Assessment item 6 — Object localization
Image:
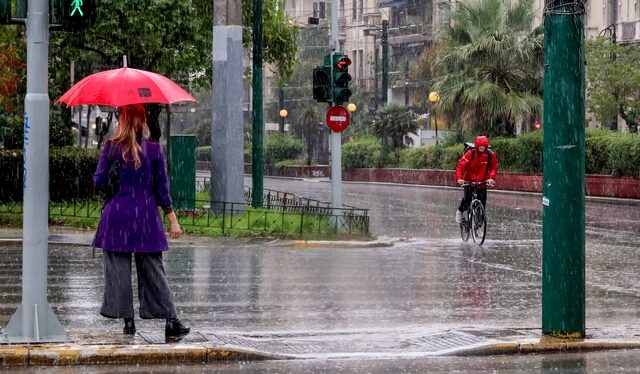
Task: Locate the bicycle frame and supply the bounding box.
[459,182,488,245]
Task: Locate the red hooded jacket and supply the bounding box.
[454,136,499,184]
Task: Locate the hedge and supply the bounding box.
[342,136,385,169]
[264,133,303,165]
[0,147,99,203]
[343,129,640,177]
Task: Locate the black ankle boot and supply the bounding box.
[165,318,190,337]
[123,318,136,335]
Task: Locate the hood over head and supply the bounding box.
[475,135,490,150]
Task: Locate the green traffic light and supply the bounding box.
[70,0,84,17]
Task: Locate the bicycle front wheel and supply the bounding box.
[471,201,487,245]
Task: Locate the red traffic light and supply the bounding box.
[336,57,351,70]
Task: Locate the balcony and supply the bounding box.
[339,17,347,41]
[388,24,432,46]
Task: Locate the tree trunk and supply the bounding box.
[618,104,638,133]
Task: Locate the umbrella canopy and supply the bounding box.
[56,67,197,108]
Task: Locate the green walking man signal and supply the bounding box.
[58,0,96,29]
[312,52,352,105]
[70,0,84,16]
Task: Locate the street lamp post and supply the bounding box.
[428,91,440,145]
[279,109,288,131]
[347,103,356,130]
[599,24,618,131]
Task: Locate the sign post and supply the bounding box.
[3,0,70,343]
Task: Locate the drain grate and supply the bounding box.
[213,331,489,357]
[139,331,209,344]
[407,331,486,352]
[213,335,329,355]
[139,330,490,356]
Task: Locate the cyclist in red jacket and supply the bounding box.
[454,135,499,223]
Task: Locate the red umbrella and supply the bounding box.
[56,67,197,107]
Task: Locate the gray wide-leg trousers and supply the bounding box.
[100,250,177,320]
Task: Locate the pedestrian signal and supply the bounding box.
[57,0,96,29]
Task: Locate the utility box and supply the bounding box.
[169,135,196,210]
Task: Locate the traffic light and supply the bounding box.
[313,66,331,103]
[331,53,351,105]
[57,0,97,29]
[0,0,9,24]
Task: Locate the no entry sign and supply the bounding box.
[325,105,350,132]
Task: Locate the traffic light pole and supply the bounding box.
[3,0,70,343]
[541,0,586,338]
[329,0,342,215]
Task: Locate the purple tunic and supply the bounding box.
[93,138,172,253]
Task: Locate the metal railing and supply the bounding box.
[0,180,371,238]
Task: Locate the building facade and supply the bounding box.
[278,0,636,136]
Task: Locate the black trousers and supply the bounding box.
[458,186,487,213]
[100,250,177,320]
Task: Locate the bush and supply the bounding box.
[585,129,615,175]
[49,148,99,201]
[0,149,22,202]
[608,135,640,177]
[0,147,99,202]
[441,144,464,170]
[264,133,303,165]
[514,131,543,173]
[399,145,445,169]
[490,138,520,172]
[342,136,384,168]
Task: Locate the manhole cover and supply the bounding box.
[139,331,209,344]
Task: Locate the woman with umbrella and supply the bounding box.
[92,104,190,338]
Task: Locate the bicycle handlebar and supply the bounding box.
[460,181,493,188]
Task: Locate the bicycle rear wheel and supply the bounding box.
[471,201,487,245]
[460,212,470,242]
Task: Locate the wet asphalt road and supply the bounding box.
[2,177,640,371]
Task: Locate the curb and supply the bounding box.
[454,339,640,356]
[3,339,640,366]
[270,239,395,248]
[0,344,281,366]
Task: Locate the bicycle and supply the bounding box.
[459,181,488,245]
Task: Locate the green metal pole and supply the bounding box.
[542,0,586,339]
[252,0,264,208]
[381,20,388,105]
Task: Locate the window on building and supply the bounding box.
[353,50,358,78]
[340,0,344,16]
[353,0,357,19]
[358,50,364,81]
[314,2,326,19]
[359,0,363,18]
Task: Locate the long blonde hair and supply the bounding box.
[110,104,148,169]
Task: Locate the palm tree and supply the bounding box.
[372,103,419,149]
[432,0,543,137]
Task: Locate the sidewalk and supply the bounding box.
[2,227,640,366]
